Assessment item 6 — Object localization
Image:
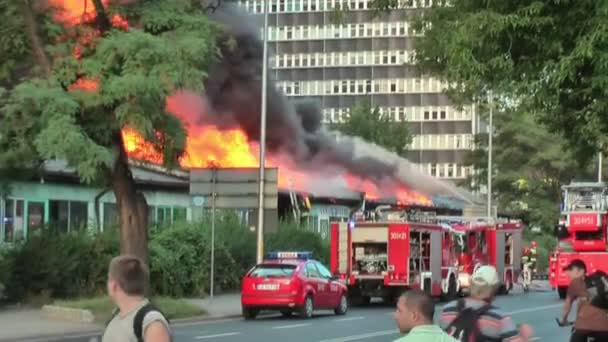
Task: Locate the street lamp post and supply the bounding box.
[487,93,493,219]
[256,0,269,264]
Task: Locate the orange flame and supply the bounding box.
[51,0,432,206]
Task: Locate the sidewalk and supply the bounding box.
[0,307,101,341]
[0,293,242,342]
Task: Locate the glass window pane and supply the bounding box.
[103,203,119,230]
[27,202,45,236]
[173,207,187,222]
[70,201,88,231]
[50,200,69,234]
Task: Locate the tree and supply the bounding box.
[331,101,412,155]
[467,107,595,230]
[371,0,608,163]
[0,0,219,261]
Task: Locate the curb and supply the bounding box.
[6,312,246,342]
[42,305,95,324]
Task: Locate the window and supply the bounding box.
[157,206,172,225]
[430,164,437,177]
[174,207,187,222]
[440,110,446,120]
[27,202,44,235]
[250,264,296,278]
[424,111,430,120]
[315,262,333,278]
[50,200,69,233]
[305,262,321,278]
[2,199,25,243]
[70,201,88,231]
[447,164,454,178]
[432,111,438,120]
[103,202,118,230]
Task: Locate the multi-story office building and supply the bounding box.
[238,0,478,182]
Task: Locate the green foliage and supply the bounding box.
[266,220,330,265]
[332,100,412,155]
[381,0,608,163]
[53,296,204,322]
[148,221,240,297]
[467,108,596,230]
[0,1,219,182]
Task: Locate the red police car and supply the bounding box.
[241,251,349,319]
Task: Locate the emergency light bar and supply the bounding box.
[265,251,313,260]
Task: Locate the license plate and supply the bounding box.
[256,283,279,290]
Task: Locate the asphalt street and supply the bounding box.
[19,290,571,342]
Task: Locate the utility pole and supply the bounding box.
[487,93,493,219]
[256,0,269,264]
[599,150,603,183]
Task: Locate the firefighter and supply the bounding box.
[529,241,538,275]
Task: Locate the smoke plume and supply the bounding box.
[187,1,470,201]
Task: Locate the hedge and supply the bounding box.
[0,213,329,304]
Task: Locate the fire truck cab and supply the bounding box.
[330,209,460,304]
[441,217,524,295]
[550,182,608,299]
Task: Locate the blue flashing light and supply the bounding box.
[265,251,313,260]
[348,220,356,230]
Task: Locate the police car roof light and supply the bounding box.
[266,251,313,260]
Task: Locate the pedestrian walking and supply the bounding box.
[439,265,533,341]
[101,255,171,342]
[558,259,608,342]
[393,289,458,342]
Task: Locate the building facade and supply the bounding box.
[239,0,478,181]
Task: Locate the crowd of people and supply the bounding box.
[95,255,606,342]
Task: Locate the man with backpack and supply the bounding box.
[559,259,608,342]
[439,265,533,341]
[102,255,172,342]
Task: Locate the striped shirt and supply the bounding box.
[438,298,523,342]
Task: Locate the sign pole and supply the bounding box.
[210,168,216,299]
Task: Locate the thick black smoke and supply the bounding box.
[197,1,469,200]
[202,4,397,177]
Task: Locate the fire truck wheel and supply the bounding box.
[242,306,259,320]
[299,295,314,319]
[334,294,348,315]
[557,286,568,299]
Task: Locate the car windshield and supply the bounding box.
[249,264,297,278]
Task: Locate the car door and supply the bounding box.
[315,261,339,308]
[305,262,329,308]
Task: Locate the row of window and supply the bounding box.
[410,134,474,150]
[277,78,448,96]
[240,0,434,14]
[265,21,420,41]
[417,163,473,179]
[322,106,473,123]
[0,197,189,244]
[273,50,415,68]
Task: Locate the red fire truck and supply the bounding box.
[329,208,461,304]
[443,218,524,295]
[549,182,608,299]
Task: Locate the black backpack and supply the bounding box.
[585,271,608,310]
[445,299,502,342]
[105,303,171,342]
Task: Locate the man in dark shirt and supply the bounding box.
[559,259,608,342]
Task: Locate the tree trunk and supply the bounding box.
[110,132,149,263]
[20,0,51,77]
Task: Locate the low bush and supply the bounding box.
[53,296,204,322]
[1,214,330,304]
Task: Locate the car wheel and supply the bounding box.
[242,306,258,320]
[299,295,314,319]
[280,310,292,317]
[334,294,348,315]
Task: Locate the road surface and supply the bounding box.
[17,290,571,342]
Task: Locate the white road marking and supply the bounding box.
[272,323,311,329]
[529,338,542,341]
[317,329,398,342]
[333,316,365,322]
[507,304,561,315]
[195,332,241,339]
